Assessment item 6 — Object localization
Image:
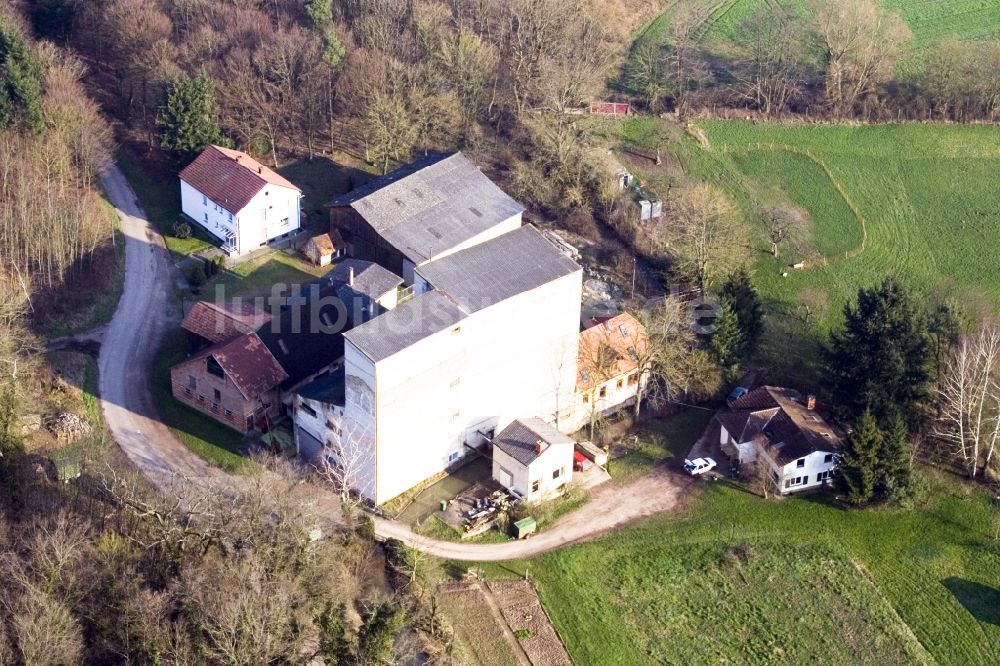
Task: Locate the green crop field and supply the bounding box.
[635,0,1000,55]
[478,470,1000,665]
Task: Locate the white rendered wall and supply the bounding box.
[180,179,300,254]
[775,449,837,494]
[180,180,234,242]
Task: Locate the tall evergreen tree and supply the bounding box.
[0,21,45,134]
[357,601,405,665]
[837,410,882,505]
[710,300,744,380]
[316,601,353,665]
[719,268,764,356]
[878,414,913,501]
[823,277,932,432]
[158,70,223,159]
[927,302,960,379]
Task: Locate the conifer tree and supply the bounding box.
[878,414,912,501]
[837,410,882,505]
[823,277,931,431]
[710,300,744,380]
[158,70,223,159]
[0,21,45,134]
[719,268,764,356]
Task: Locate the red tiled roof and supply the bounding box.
[577,312,648,391]
[189,332,288,399]
[181,301,272,345]
[179,145,300,214]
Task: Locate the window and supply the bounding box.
[824,453,834,463]
[187,375,197,389]
[583,393,590,404]
[213,388,221,402]
[451,326,461,335]
[627,372,638,386]
[531,480,540,493]
[228,212,233,222]
[198,394,205,403]
[281,217,290,227]
[207,356,224,378]
[616,378,624,389]
[627,346,638,361]
[451,412,460,422]
[796,458,805,468]
[300,403,317,418]
[183,387,192,397]
[448,451,460,463]
[599,386,607,398]
[552,468,562,479]
[203,212,208,222]
[203,195,207,205]
[224,409,233,418]
[817,470,831,483]
[619,324,630,338]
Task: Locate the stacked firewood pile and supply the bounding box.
[463,490,513,533]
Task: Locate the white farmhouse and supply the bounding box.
[179,145,302,256]
[492,418,574,501]
[716,386,842,494]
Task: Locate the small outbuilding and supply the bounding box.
[492,418,574,502]
[303,230,344,267]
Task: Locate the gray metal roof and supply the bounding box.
[492,418,574,467]
[343,290,466,362]
[329,153,525,265]
[415,225,581,314]
[320,259,403,302]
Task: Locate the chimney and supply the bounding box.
[258,166,262,174]
[534,440,544,454]
[348,266,355,286]
[807,395,816,410]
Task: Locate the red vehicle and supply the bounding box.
[573,451,593,472]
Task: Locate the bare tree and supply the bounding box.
[813,0,911,117]
[654,183,748,293]
[935,323,1000,479]
[732,5,813,115]
[641,297,723,407]
[314,419,375,514]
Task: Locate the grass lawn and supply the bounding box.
[151,328,254,474]
[200,251,329,301]
[607,408,715,485]
[628,0,1000,84]
[277,156,375,229]
[474,469,1000,665]
[609,118,1000,386]
[116,150,214,259]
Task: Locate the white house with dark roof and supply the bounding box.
[179,145,302,255]
[714,386,843,494]
[492,418,574,501]
[328,152,524,283]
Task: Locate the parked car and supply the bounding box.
[684,457,717,476]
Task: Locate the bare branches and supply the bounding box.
[934,323,1000,479]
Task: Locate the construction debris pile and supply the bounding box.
[463,490,513,534]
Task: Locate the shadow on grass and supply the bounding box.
[151,328,252,474]
[942,577,1000,626]
[277,157,373,224]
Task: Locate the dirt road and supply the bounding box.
[374,466,690,561]
[96,163,689,561]
[98,166,224,487]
